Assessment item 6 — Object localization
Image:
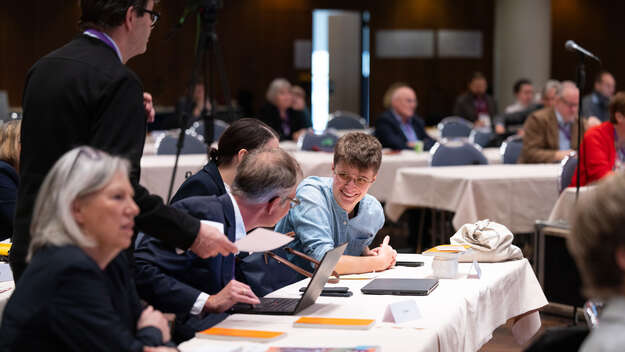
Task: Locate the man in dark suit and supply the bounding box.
[519,81,585,163]
[453,72,497,127]
[135,149,302,340]
[12,0,235,280]
[375,85,435,151]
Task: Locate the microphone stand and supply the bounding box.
[574,53,585,202]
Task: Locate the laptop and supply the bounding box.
[229,242,347,315]
[360,278,439,296]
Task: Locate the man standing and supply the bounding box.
[453,72,497,127]
[12,0,235,280]
[519,81,585,163]
[375,85,435,151]
[582,70,616,122]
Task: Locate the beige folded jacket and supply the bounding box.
[450,219,523,262]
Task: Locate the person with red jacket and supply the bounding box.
[571,91,625,187]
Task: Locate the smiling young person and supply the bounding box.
[276,132,396,275]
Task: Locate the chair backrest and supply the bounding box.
[430,138,488,166]
[298,131,339,152]
[156,133,206,155]
[327,111,366,130]
[190,119,230,142]
[500,135,523,164]
[468,128,494,147]
[559,152,578,193]
[438,116,473,138]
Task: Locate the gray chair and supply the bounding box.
[500,135,523,164]
[191,119,230,142]
[156,133,206,155]
[559,153,578,193]
[326,111,366,130]
[298,131,339,152]
[468,128,494,147]
[430,138,488,166]
[438,116,473,138]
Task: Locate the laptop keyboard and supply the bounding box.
[232,297,299,313]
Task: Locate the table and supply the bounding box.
[179,254,547,352]
[140,147,503,203]
[547,186,594,225]
[385,164,562,233]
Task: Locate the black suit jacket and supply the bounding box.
[170,161,227,204]
[0,160,18,240]
[452,92,497,123]
[258,103,310,141]
[374,110,435,151]
[0,246,164,352]
[135,194,236,317]
[12,34,200,280]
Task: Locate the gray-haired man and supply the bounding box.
[134,148,302,340]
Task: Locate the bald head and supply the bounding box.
[390,86,417,121]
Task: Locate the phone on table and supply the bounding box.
[300,286,353,297]
[395,261,424,267]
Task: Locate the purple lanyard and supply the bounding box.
[558,123,571,141]
[614,130,625,162]
[84,29,122,61]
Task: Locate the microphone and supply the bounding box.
[565,40,600,62]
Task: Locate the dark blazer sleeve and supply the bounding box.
[375,111,408,150]
[0,163,17,240]
[89,70,200,250]
[170,162,226,204]
[411,116,435,151]
[49,263,163,351]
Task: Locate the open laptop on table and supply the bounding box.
[229,242,347,315]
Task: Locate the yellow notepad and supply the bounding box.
[196,327,286,341]
[293,317,376,330]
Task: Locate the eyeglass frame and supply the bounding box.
[332,169,375,187]
[136,7,160,26]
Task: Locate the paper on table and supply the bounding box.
[235,228,293,253]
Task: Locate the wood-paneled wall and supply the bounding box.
[1,1,495,125]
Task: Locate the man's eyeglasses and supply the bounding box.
[137,7,160,26]
[283,196,301,208]
[559,98,578,109]
[333,170,373,187]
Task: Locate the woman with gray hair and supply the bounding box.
[258,78,311,141]
[0,146,174,352]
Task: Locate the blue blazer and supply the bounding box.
[374,109,435,151]
[0,160,18,240]
[134,194,236,317]
[170,161,227,204]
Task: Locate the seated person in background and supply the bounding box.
[170,118,279,203]
[135,148,302,340]
[519,81,585,163]
[259,78,310,141]
[570,92,625,186]
[290,85,311,127]
[276,132,396,275]
[540,79,561,109]
[453,72,497,127]
[567,173,625,352]
[582,70,616,123]
[0,147,173,351]
[505,78,535,114]
[375,84,435,151]
[0,120,20,240]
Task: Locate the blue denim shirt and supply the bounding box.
[275,176,385,272]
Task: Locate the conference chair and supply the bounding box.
[156,133,206,155]
[429,138,488,166]
[468,128,494,147]
[437,116,473,138]
[326,111,366,130]
[298,131,339,152]
[190,119,230,142]
[559,153,578,193]
[499,135,523,164]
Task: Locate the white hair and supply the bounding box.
[266,78,291,104]
[28,146,130,260]
[558,80,579,97]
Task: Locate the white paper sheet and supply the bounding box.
[235,228,293,253]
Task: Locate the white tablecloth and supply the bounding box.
[179,254,547,352]
[140,147,503,203]
[547,186,595,225]
[385,164,562,233]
